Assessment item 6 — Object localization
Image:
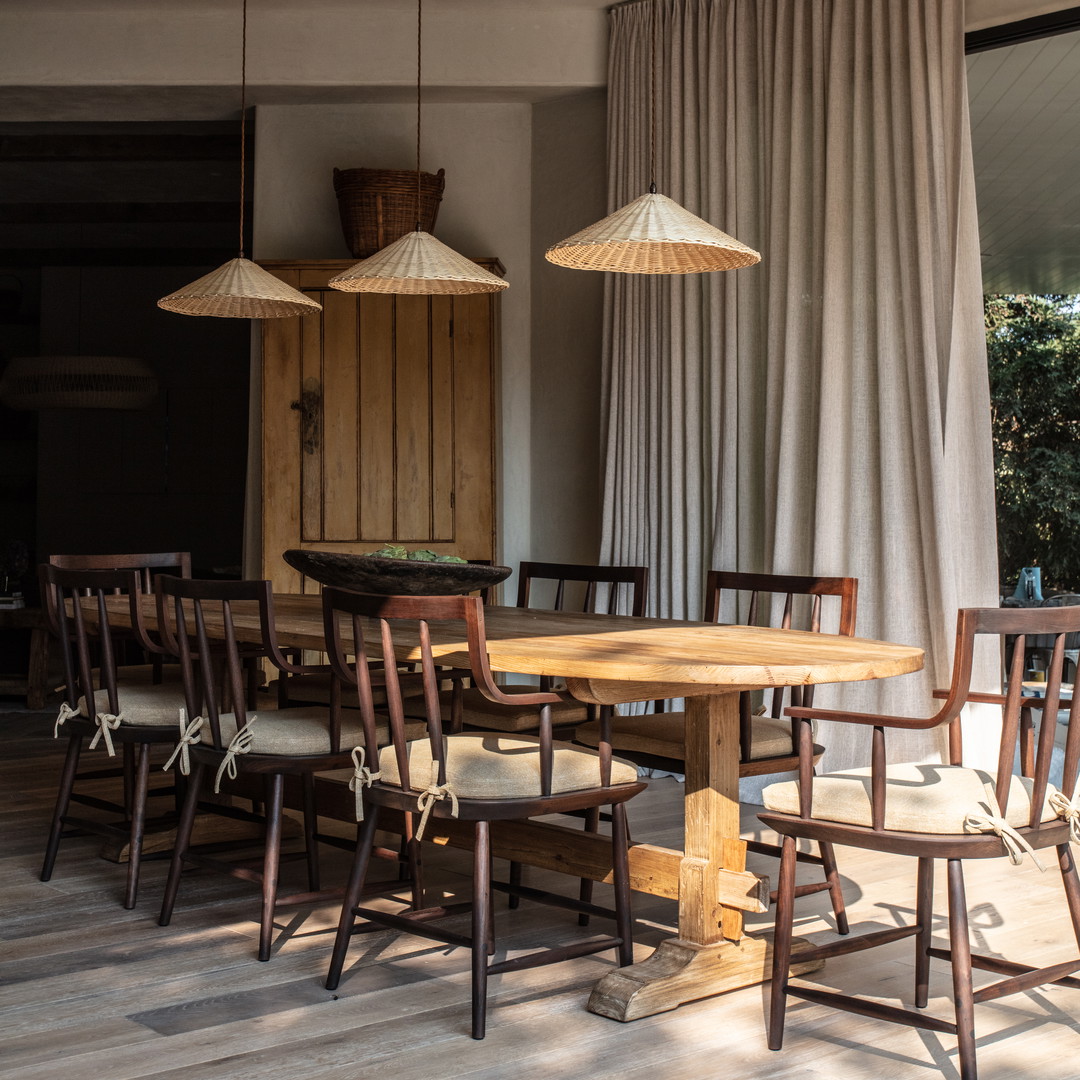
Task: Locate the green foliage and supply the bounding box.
[986,295,1080,592]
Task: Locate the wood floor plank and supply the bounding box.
[5,708,1080,1080]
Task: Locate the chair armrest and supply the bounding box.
[930,688,1051,707]
[785,705,951,730]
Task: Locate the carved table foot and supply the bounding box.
[587,934,823,1021]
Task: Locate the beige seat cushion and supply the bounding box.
[575,711,797,762]
[80,673,187,728]
[214,708,426,757]
[762,764,1060,834]
[441,685,589,734]
[378,731,638,800]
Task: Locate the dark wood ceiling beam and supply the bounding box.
[0,202,245,224]
[0,248,237,267]
[966,6,1080,53]
[0,133,242,162]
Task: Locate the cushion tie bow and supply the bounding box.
[348,746,381,821]
[88,712,123,757]
[414,760,459,841]
[1050,788,1080,845]
[214,718,256,793]
[163,710,205,776]
[964,782,1045,871]
[53,701,79,739]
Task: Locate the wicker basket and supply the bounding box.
[333,167,445,258]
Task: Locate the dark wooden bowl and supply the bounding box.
[282,549,511,596]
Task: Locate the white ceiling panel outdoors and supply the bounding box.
[970,28,1080,294]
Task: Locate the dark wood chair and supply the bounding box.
[39,564,189,908]
[575,571,858,931]
[445,560,648,735]
[46,551,192,683]
[321,588,645,1039]
[47,550,192,591]
[155,576,369,962]
[761,605,1080,1080]
[439,561,647,915]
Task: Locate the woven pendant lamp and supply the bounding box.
[545,4,760,276]
[546,188,760,274]
[329,0,508,296]
[329,230,506,295]
[158,257,321,318]
[158,0,321,319]
[0,356,158,411]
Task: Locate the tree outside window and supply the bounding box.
[986,294,1080,594]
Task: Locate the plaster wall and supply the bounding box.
[0,3,607,118]
[529,91,607,564]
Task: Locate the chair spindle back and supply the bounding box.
[704,571,859,762]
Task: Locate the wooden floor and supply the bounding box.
[3,706,1080,1079]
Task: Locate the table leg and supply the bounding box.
[26,626,50,710]
[588,691,821,1021]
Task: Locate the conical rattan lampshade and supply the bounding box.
[328,0,507,297]
[0,355,158,410]
[545,192,761,274]
[158,258,322,318]
[328,230,508,295]
[158,0,323,320]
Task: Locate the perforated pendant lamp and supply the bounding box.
[328,0,508,296]
[545,4,760,275]
[157,0,322,318]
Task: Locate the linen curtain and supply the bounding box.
[601,0,1001,771]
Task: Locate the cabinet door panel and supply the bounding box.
[259,260,499,594]
[357,294,396,542]
[394,294,433,541]
[430,296,455,541]
[320,290,360,541]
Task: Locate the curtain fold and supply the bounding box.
[601,0,1000,771]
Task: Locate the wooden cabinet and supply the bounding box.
[258,260,501,593]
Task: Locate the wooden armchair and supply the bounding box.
[761,605,1080,1079]
[155,577,364,961]
[46,551,191,683]
[321,588,645,1039]
[39,564,188,908]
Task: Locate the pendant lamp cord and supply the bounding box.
[415,0,423,231]
[649,0,657,195]
[238,0,248,258]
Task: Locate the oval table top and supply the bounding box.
[268,595,924,704]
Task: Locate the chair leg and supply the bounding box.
[1057,842,1080,950]
[301,772,320,892]
[946,859,978,1080]
[41,733,83,881]
[507,859,522,909]
[471,819,492,1040]
[122,742,136,819]
[818,841,849,935]
[914,856,934,1008]
[767,834,798,1051]
[259,773,285,962]
[326,807,381,991]
[610,801,634,966]
[403,811,425,909]
[578,805,601,927]
[159,760,205,927]
[123,741,153,909]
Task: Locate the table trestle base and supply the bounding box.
[587,935,823,1022]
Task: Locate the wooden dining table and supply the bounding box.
[113,592,923,1021]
